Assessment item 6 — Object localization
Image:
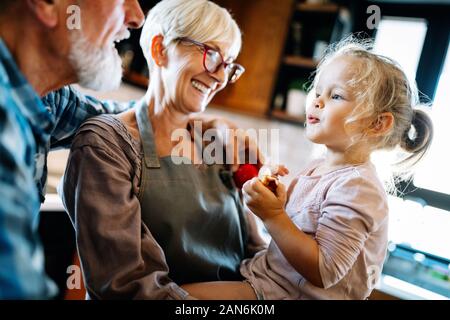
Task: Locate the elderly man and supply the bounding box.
[0,0,145,299]
[0,0,260,300]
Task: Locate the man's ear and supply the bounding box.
[151,35,168,67]
[26,0,59,28]
[367,112,395,137]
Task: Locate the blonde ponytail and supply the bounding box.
[398,108,434,168]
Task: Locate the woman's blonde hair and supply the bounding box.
[140,0,242,73]
[312,35,433,175]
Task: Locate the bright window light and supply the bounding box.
[373,17,428,84]
[373,17,450,261]
[388,195,450,260]
[414,41,450,195]
[374,18,449,194]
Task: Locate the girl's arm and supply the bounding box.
[244,172,389,290]
[243,178,324,287]
[263,211,323,288]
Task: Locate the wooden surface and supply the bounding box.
[213,0,295,116]
[284,55,318,69]
[64,253,86,300]
[369,289,400,300]
[297,2,339,13]
[123,70,149,88]
[271,109,305,125]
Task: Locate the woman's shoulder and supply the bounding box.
[78,113,123,132]
[72,114,140,158]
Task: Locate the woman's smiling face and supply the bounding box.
[162,39,233,114]
[305,56,361,151]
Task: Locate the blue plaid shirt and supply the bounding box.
[0,38,130,299]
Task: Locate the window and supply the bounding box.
[372,13,450,298]
[414,40,450,195]
[385,195,450,297]
[373,17,428,84]
[374,18,450,196]
[388,196,450,260]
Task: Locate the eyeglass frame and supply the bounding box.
[176,37,245,83]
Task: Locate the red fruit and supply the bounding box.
[233,164,259,189]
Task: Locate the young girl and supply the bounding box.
[181,37,434,300]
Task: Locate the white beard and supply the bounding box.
[68,31,126,91]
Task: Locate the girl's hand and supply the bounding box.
[242,177,287,222]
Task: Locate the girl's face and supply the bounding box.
[305,56,360,151]
[161,40,231,114]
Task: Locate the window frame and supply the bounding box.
[364,1,450,212]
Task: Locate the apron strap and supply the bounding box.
[136,100,161,168]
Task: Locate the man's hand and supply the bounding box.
[242,177,287,222]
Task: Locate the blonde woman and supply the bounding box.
[61,0,265,299]
[182,37,434,300]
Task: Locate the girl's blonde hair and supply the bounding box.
[140,0,242,73]
[312,35,433,176]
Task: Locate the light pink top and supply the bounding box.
[240,159,389,300]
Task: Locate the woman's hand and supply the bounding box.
[242,177,287,222]
[188,115,265,172]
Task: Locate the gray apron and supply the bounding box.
[135,101,248,284]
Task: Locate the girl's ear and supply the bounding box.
[368,112,394,136]
[151,35,168,67]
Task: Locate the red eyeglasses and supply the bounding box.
[177,37,245,83]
